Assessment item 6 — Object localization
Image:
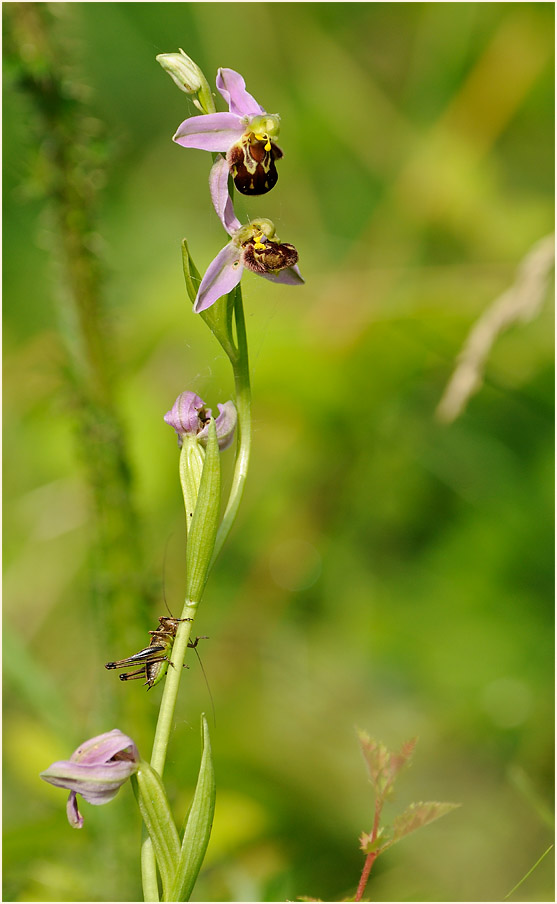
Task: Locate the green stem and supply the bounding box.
[505,844,554,900]
[197,71,216,116]
[150,603,198,776]
[141,603,197,900]
[212,286,252,563]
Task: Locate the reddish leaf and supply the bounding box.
[359,830,374,852]
[389,801,460,847]
[388,737,418,785]
[359,827,388,854]
[358,732,418,801]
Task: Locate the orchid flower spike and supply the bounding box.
[164,391,237,450]
[173,67,283,195]
[40,730,139,828]
[192,159,304,313]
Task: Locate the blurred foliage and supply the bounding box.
[3,2,554,902]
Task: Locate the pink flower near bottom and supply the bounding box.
[40,730,139,828]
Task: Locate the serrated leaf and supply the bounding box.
[169,714,216,902]
[388,801,460,848]
[359,826,388,854]
[358,732,390,794]
[359,830,374,852]
[389,737,417,785]
[358,732,418,802]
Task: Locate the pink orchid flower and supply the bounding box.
[192,157,304,313]
[40,730,139,828]
[164,390,237,450]
[173,68,283,195]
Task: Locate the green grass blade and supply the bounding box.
[505,844,554,900]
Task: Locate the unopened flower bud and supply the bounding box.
[156,49,203,95]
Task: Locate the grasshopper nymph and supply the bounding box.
[105,616,205,689]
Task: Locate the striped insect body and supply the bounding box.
[105,616,205,690]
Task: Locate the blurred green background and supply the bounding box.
[3,2,554,901]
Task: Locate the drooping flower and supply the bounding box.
[164,391,237,450]
[40,730,139,828]
[173,67,283,195]
[192,158,304,313]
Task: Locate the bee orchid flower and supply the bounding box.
[192,159,303,313]
[173,67,283,195]
[40,730,139,828]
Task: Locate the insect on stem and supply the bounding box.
[105,616,200,689]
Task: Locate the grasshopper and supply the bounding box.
[105,616,206,690]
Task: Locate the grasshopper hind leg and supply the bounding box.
[119,667,148,682]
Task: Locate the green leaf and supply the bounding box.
[181,239,236,362]
[179,435,205,532]
[180,238,201,305]
[169,714,216,902]
[132,763,181,900]
[186,419,221,602]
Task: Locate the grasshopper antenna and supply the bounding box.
[189,639,216,729]
[162,533,174,618]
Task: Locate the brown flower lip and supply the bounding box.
[227,136,283,196]
[241,238,298,275]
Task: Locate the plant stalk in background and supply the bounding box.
[4,3,149,666]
